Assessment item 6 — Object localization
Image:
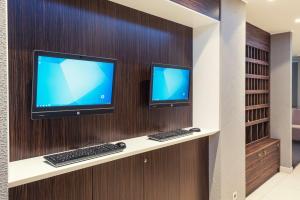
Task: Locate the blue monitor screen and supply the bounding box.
[35,55,115,108]
[151,66,191,102]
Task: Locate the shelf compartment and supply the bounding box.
[246,136,269,146]
[246,62,269,76]
[246,90,269,94]
[246,94,269,106]
[246,118,269,127]
[246,121,269,144]
[246,74,269,80]
[246,58,269,66]
[246,104,269,111]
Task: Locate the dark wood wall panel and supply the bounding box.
[246,23,271,51]
[9,169,93,200]
[8,0,193,161]
[170,0,220,20]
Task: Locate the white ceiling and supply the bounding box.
[246,0,300,56]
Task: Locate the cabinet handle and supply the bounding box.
[144,158,148,163]
[264,150,267,156]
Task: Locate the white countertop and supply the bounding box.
[8,128,219,188]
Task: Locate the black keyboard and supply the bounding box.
[44,143,126,167]
[148,129,192,142]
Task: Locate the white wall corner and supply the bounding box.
[0,0,8,199]
[193,23,220,130]
[270,32,293,169]
[280,166,293,174]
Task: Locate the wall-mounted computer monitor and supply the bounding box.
[31,51,116,119]
[149,64,192,108]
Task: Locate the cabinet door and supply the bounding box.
[9,169,93,200]
[179,138,209,200]
[144,145,180,200]
[93,154,144,200]
[246,141,280,195]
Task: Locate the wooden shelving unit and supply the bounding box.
[245,23,280,196]
[245,45,270,145]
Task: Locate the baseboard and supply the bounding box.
[280,166,293,174]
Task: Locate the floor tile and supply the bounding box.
[246,164,300,200]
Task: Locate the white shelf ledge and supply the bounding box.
[108,0,219,28]
[8,128,219,188]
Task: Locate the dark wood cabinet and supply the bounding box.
[93,154,144,200]
[144,145,180,200]
[179,138,209,200]
[143,139,209,200]
[246,138,280,195]
[9,169,93,200]
[245,23,280,196]
[10,139,209,200]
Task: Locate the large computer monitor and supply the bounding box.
[149,64,192,108]
[31,51,116,119]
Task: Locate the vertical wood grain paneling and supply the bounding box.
[180,138,209,200]
[93,154,144,200]
[170,0,220,20]
[9,169,93,200]
[245,23,279,196]
[9,139,210,200]
[0,0,8,199]
[144,145,180,200]
[8,0,193,161]
[8,1,210,200]
[246,23,270,51]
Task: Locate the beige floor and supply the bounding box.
[246,164,300,200]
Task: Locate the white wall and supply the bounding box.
[270,32,293,170]
[193,24,220,130]
[192,23,221,200]
[194,1,246,199]
[219,0,246,199]
[0,0,8,199]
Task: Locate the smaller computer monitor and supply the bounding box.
[149,64,192,108]
[31,51,116,119]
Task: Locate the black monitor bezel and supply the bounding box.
[31,50,117,119]
[149,63,192,108]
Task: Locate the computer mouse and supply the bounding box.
[189,128,201,132]
[116,142,126,149]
